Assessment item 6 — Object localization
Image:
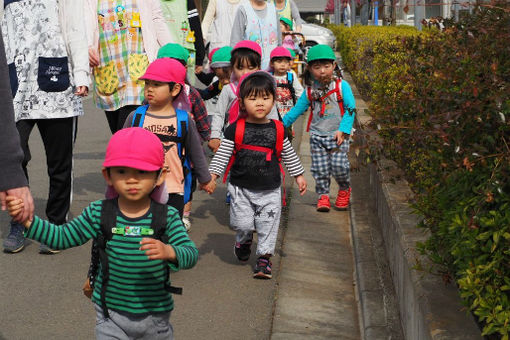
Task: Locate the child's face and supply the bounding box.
[271,58,291,76]
[241,91,275,122]
[103,167,163,203]
[213,67,231,85]
[233,59,257,82]
[309,61,336,85]
[144,80,180,107]
[280,21,290,32]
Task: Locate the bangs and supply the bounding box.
[239,74,275,99]
[231,48,262,69]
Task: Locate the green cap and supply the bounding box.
[286,47,296,59]
[211,46,233,67]
[279,17,293,31]
[157,43,190,64]
[306,44,336,63]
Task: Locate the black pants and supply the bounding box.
[16,117,77,224]
[105,105,138,134]
[167,194,184,218]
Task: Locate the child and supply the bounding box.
[196,46,233,101]
[230,0,281,70]
[208,40,280,153]
[269,46,303,119]
[5,127,198,339]
[124,58,213,220]
[209,71,307,279]
[283,45,356,212]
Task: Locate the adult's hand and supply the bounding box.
[75,86,89,97]
[1,186,34,223]
[89,47,99,67]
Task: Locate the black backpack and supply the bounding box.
[86,199,182,318]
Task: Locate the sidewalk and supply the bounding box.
[270,115,361,339]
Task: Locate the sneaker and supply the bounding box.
[316,195,331,212]
[253,257,272,279]
[225,192,231,205]
[39,243,60,255]
[335,188,352,210]
[182,216,191,232]
[234,240,252,262]
[3,223,25,253]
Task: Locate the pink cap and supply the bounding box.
[270,46,292,60]
[232,40,262,57]
[208,47,221,62]
[103,127,164,171]
[139,58,186,85]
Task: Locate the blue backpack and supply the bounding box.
[131,105,193,204]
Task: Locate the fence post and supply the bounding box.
[374,1,379,25]
[414,0,425,30]
[453,0,460,21]
[351,0,356,25]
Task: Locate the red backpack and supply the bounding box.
[223,118,285,183]
[306,78,345,132]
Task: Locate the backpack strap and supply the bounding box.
[175,109,192,204]
[131,105,149,127]
[273,120,287,206]
[97,199,117,319]
[149,202,183,295]
[306,86,314,132]
[306,79,345,132]
[287,72,296,104]
[223,118,246,183]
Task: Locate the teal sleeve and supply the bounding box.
[25,203,99,250]
[339,81,356,134]
[166,211,198,271]
[282,91,310,127]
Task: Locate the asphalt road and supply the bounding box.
[0,96,280,340]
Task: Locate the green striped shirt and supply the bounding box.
[26,200,198,315]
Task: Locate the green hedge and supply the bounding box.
[332,4,510,338]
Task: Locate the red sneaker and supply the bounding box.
[316,195,331,212]
[335,188,351,210]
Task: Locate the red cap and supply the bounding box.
[232,40,262,57]
[208,47,221,62]
[270,46,292,60]
[103,127,164,171]
[139,58,186,85]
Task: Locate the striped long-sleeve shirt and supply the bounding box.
[25,200,198,316]
[209,120,305,190]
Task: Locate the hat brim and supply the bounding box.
[102,158,162,172]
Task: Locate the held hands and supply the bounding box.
[207,138,221,153]
[200,177,217,194]
[1,187,34,224]
[295,175,307,196]
[4,196,32,227]
[89,47,99,67]
[140,238,177,263]
[75,86,89,97]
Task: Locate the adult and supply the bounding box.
[85,0,172,134]
[0,28,34,232]
[201,0,242,51]
[271,0,304,32]
[1,0,88,253]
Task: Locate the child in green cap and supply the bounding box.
[282,44,356,212]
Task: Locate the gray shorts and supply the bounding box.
[228,183,282,256]
[94,303,173,340]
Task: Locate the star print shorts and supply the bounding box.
[228,183,282,256]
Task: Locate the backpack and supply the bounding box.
[87,199,182,319]
[306,78,344,132]
[222,118,288,204]
[275,71,296,105]
[131,105,193,204]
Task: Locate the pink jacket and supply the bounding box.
[84,0,173,62]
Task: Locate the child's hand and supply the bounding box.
[5,196,32,227]
[295,175,307,196]
[208,138,221,153]
[75,86,89,97]
[334,131,347,145]
[140,238,177,263]
[200,178,217,194]
[89,47,99,67]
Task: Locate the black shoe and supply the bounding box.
[234,240,252,262]
[253,257,272,279]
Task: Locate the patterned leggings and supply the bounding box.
[310,134,350,196]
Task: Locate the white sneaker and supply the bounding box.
[182,216,191,232]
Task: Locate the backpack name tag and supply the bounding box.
[112,227,154,236]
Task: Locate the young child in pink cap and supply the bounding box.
[209,71,306,279]
[5,127,198,339]
[123,58,214,220]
